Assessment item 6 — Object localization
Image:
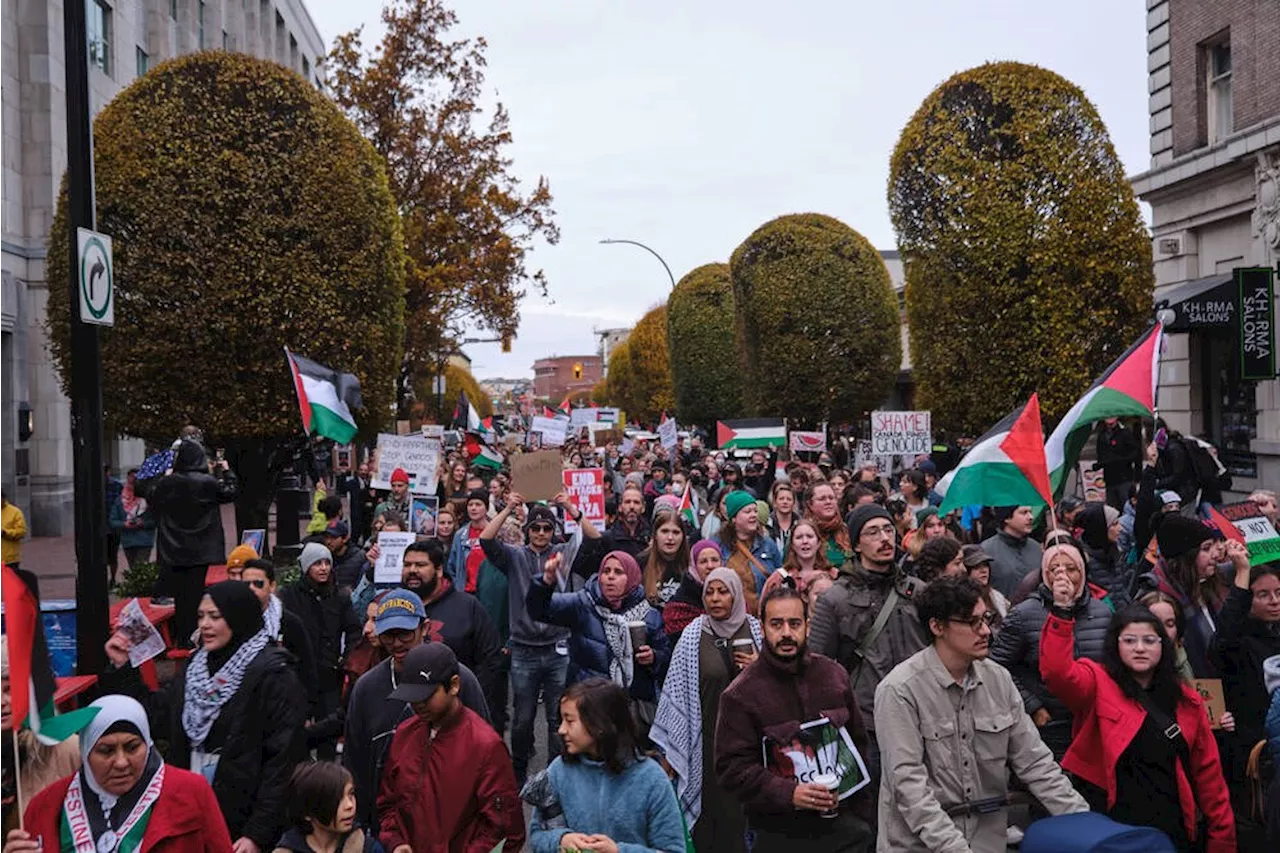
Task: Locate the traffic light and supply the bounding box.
[573,362,583,380]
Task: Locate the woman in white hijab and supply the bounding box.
[650,567,762,853]
[3,694,232,853]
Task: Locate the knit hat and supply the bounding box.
[652,494,681,518]
[299,542,332,576]
[1155,514,1213,559]
[724,490,755,521]
[390,467,410,485]
[466,488,489,507]
[846,503,893,542]
[226,544,258,570]
[915,506,939,527]
[525,504,558,531]
[690,539,721,574]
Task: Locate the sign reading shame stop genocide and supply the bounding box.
[871,410,932,457]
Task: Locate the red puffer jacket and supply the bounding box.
[1039,614,1235,853]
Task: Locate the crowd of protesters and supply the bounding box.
[3,417,1280,853]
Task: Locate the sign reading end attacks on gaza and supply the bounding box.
[871,410,932,457]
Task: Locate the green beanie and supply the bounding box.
[724,490,755,521]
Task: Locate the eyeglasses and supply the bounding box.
[529,524,554,533]
[1119,634,1162,648]
[245,579,267,589]
[949,612,998,631]
[860,524,896,539]
[1253,589,1280,603]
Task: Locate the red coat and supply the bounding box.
[377,705,524,853]
[23,766,233,853]
[1039,614,1235,853]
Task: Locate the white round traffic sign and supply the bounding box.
[77,228,114,326]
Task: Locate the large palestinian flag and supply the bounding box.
[716,418,786,450]
[285,348,361,444]
[2,564,99,743]
[1046,324,1163,495]
[937,395,1053,514]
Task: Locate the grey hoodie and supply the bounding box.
[1265,653,1280,696]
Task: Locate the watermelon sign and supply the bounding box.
[789,430,827,453]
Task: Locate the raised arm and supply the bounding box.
[1037,587,1101,715]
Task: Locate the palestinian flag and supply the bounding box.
[677,482,696,527]
[285,348,361,444]
[1046,324,1163,495]
[464,433,503,471]
[938,395,1053,514]
[2,564,99,743]
[558,397,572,415]
[716,418,786,450]
[543,406,557,419]
[453,390,481,433]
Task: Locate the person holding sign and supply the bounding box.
[1039,598,1234,852]
[876,577,1087,853]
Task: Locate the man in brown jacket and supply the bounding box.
[715,586,874,853]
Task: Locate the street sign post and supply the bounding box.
[77,228,114,326]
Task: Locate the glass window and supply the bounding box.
[136,45,149,76]
[170,0,178,20]
[87,0,111,77]
[198,1,205,49]
[302,55,310,78]
[1202,330,1257,479]
[1207,40,1233,144]
[223,29,229,50]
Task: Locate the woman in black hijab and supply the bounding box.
[102,581,307,853]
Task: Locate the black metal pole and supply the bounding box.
[65,0,108,675]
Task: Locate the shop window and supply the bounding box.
[1206,37,1233,144]
[87,0,111,77]
[1201,330,1257,479]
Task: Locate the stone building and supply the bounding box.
[532,355,604,402]
[1131,0,1280,493]
[2,0,326,533]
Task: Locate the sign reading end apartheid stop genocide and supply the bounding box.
[371,433,440,493]
[871,410,931,457]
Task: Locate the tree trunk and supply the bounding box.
[224,437,288,542]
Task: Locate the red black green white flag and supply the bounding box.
[937,394,1053,514]
[2,564,99,743]
[285,348,361,445]
[1046,324,1164,495]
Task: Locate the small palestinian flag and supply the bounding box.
[464,433,503,471]
[453,390,482,433]
[938,395,1053,515]
[2,564,99,743]
[558,397,572,414]
[1046,324,1163,496]
[677,483,696,527]
[285,348,361,445]
[716,418,786,450]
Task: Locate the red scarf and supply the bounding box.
[809,511,851,556]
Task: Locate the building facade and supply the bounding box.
[1131,0,1280,493]
[2,0,325,534]
[596,327,631,373]
[532,355,604,402]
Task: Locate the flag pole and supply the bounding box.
[12,726,25,830]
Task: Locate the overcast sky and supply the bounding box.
[306,0,1152,381]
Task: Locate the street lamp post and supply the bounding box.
[599,238,676,290]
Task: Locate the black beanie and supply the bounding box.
[466,488,489,506]
[1155,513,1213,560]
[525,504,558,531]
[846,504,893,542]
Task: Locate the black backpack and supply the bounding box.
[1180,437,1232,495]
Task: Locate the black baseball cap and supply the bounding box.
[387,643,459,703]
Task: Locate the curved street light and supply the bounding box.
[599,238,676,290]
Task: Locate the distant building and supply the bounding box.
[597,327,631,372]
[533,355,603,401]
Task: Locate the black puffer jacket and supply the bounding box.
[279,576,362,694]
[1212,585,1280,746]
[1077,503,1128,604]
[989,583,1112,724]
[145,440,238,566]
[102,645,307,851]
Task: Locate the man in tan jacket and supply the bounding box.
[874,576,1086,852]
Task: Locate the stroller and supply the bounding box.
[1021,813,1176,853]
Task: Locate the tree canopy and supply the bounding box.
[625,305,676,423]
[45,51,405,444]
[730,214,901,423]
[666,263,743,426]
[888,61,1153,433]
[329,0,559,413]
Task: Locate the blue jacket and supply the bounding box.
[526,576,670,702]
[717,534,781,595]
[108,496,155,550]
[529,756,686,853]
[1263,656,1280,767]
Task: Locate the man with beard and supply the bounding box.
[715,586,874,853]
[575,484,649,577]
[399,538,503,720]
[375,467,412,522]
[809,504,926,791]
[279,542,362,759]
[342,592,490,827]
[874,576,1086,852]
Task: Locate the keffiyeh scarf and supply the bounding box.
[181,629,271,748]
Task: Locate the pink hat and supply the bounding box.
[689,539,722,583]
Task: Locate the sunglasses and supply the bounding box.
[529,524,554,533]
[243,579,267,589]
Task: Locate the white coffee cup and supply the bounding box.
[811,772,840,818]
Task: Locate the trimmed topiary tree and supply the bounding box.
[45,52,406,531]
[625,304,676,424]
[888,61,1153,434]
[731,214,901,423]
[667,263,743,426]
[604,340,635,416]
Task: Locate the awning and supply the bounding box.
[1154,273,1235,331]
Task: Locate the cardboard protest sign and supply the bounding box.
[512,450,564,501]
[372,433,440,492]
[562,468,606,529]
[1216,501,1280,565]
[790,431,827,454]
[658,417,678,451]
[374,531,416,584]
[530,416,568,447]
[871,410,932,457]
[1192,679,1227,729]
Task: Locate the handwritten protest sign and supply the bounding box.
[512,450,564,501]
[1218,500,1280,565]
[562,468,606,529]
[420,424,445,441]
[374,531,416,584]
[570,408,600,427]
[658,417,678,451]
[1192,679,1227,729]
[790,431,827,454]
[871,411,932,457]
[529,416,568,447]
[372,433,440,492]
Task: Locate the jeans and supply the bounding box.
[509,641,568,783]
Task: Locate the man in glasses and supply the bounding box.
[229,556,318,718]
[809,504,927,799]
[875,576,1086,852]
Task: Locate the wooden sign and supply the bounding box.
[1191,678,1227,730]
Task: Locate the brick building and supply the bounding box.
[2,0,326,533]
[1131,0,1280,492]
[532,355,603,402]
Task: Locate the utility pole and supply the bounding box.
[64,0,109,674]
